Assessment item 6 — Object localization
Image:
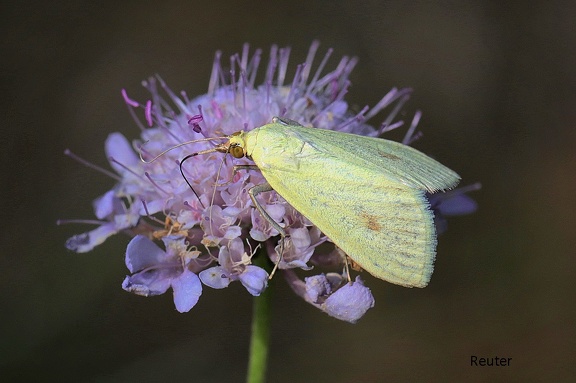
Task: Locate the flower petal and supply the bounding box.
[171,269,202,313]
[125,235,169,272]
[199,266,231,289]
[122,268,173,297]
[65,223,118,253]
[105,132,140,176]
[93,190,116,219]
[238,266,269,296]
[321,277,375,323]
[436,194,478,216]
[305,274,332,303]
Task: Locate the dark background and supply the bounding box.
[2,1,575,382]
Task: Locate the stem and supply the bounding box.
[246,248,274,383]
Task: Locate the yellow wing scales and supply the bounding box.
[240,122,460,287]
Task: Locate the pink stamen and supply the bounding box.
[188,114,203,124]
[211,100,223,120]
[145,100,153,127]
[121,89,140,107]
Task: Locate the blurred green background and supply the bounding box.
[2,1,575,382]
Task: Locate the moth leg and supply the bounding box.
[248,182,286,280]
[343,255,352,283]
[216,165,259,187]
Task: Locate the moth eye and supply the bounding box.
[230,145,245,158]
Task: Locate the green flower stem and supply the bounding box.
[247,249,274,383]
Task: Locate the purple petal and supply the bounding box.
[239,266,269,296]
[199,266,231,289]
[113,211,141,230]
[441,194,478,215]
[289,227,311,249]
[171,269,202,313]
[224,225,242,240]
[105,133,140,175]
[322,277,375,323]
[93,190,115,219]
[122,268,173,296]
[125,235,169,272]
[305,274,332,303]
[65,223,118,253]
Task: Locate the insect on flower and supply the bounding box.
[60,42,478,322]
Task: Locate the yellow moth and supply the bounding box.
[197,116,460,288]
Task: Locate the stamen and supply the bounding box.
[265,80,271,115]
[311,81,351,125]
[277,46,291,87]
[121,89,139,107]
[247,48,262,87]
[156,75,192,115]
[208,50,222,95]
[241,70,247,118]
[301,40,320,84]
[181,90,190,105]
[285,63,305,106]
[402,110,422,145]
[188,114,203,133]
[240,43,250,73]
[306,47,333,97]
[378,120,404,135]
[265,45,278,86]
[142,78,171,130]
[57,219,107,226]
[337,106,369,131]
[64,149,120,181]
[109,156,141,178]
[365,88,400,121]
[145,100,153,127]
[144,172,170,195]
[379,92,411,133]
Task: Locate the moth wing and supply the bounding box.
[261,156,436,287]
[281,125,461,193]
[250,126,448,287]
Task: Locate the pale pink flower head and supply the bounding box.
[62,42,477,322]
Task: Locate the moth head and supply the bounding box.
[226,131,248,159]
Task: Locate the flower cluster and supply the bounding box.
[62,42,477,323]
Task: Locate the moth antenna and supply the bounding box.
[179,153,206,209]
[139,136,227,164]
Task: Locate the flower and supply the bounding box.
[61,42,477,322]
